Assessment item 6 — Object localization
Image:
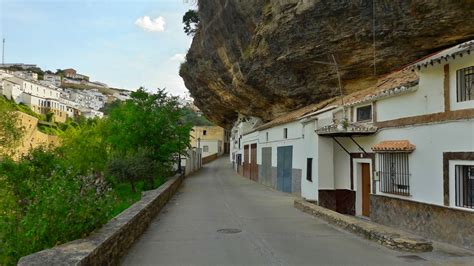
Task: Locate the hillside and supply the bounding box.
[180,0,474,127]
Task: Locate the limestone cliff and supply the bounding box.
[180,0,474,127]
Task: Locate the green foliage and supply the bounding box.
[106,148,157,192]
[0,98,24,156]
[105,88,192,164]
[182,106,214,126]
[0,88,192,264]
[57,119,108,173]
[0,148,114,265]
[183,9,199,36]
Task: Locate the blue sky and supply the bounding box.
[0,0,196,96]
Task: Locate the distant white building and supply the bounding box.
[61,88,106,110]
[43,74,62,87]
[80,108,104,119]
[113,91,131,101]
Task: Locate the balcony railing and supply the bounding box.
[316,123,378,136]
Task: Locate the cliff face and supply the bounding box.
[180,0,474,127]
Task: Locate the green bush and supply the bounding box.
[0,149,114,265]
[0,88,192,265]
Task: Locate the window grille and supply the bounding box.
[456,66,474,102]
[377,153,410,195]
[203,146,209,152]
[455,165,474,209]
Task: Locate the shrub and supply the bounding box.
[0,148,114,265]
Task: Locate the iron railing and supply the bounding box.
[377,153,410,196]
[456,66,474,102]
[455,165,474,209]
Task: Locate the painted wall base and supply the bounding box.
[318,189,355,215]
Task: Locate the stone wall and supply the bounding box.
[371,194,474,250]
[295,199,432,252]
[18,174,184,266]
[202,153,218,164]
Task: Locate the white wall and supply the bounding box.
[201,139,219,157]
[448,54,474,111]
[331,120,474,206]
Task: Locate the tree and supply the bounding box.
[105,88,192,170]
[182,9,199,36]
[0,98,24,157]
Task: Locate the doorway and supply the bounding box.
[361,163,371,217]
[353,158,372,217]
[277,146,293,193]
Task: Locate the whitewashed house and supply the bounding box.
[231,40,474,249]
[43,74,62,87]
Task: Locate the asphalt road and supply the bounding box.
[122,157,473,266]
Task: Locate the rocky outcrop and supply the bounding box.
[180,0,474,127]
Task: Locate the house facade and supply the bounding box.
[230,40,474,249]
[190,126,230,157]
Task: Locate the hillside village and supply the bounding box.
[0,64,132,122]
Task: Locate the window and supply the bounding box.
[454,164,474,209]
[306,158,313,182]
[266,132,269,142]
[377,153,410,195]
[203,145,209,152]
[283,128,288,139]
[356,105,372,122]
[456,66,474,102]
[203,130,207,136]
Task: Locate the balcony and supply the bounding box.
[316,122,377,137]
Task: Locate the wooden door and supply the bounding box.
[250,144,258,181]
[244,145,250,178]
[277,146,293,193]
[361,163,371,217]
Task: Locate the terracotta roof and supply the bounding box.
[251,98,338,132]
[372,140,416,153]
[344,67,419,106]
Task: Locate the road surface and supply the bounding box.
[122,157,473,265]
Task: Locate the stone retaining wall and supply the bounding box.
[294,199,433,252]
[18,174,184,266]
[202,153,218,164]
[371,194,474,250]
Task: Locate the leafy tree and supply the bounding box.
[105,88,192,167]
[106,148,157,192]
[183,9,199,36]
[45,112,54,122]
[0,98,24,157]
[181,106,213,126]
[57,119,108,174]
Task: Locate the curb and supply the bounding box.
[294,199,433,252]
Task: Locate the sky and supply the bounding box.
[0,0,196,97]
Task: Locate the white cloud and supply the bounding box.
[135,16,165,32]
[170,53,186,62]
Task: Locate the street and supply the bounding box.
[122,157,472,265]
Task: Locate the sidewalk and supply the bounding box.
[295,198,474,259]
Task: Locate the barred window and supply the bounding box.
[203,145,209,152]
[378,153,410,196]
[456,66,474,102]
[455,164,474,209]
